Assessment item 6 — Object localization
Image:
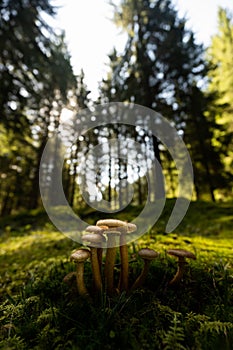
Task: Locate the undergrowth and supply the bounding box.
[0,200,233,349]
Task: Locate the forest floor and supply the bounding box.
[0,200,233,349]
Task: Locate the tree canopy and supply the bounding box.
[0,0,232,217]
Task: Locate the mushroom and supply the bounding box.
[63,271,77,286]
[82,233,106,294]
[85,225,108,268]
[167,249,196,285]
[96,219,128,294]
[70,249,91,298]
[130,248,159,292]
[63,272,77,296]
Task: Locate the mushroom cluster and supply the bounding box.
[65,219,197,300]
[67,219,159,299]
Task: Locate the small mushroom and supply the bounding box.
[167,249,196,285]
[130,248,159,292]
[85,225,108,268]
[70,249,91,298]
[82,233,106,294]
[63,272,77,296]
[96,219,129,294]
[63,271,77,286]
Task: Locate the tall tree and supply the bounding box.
[0,0,78,214]
[28,33,77,209]
[183,86,227,201]
[100,0,213,199]
[207,7,233,195]
[102,0,228,199]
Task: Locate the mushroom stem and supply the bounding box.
[82,234,105,295]
[130,260,151,292]
[97,247,103,268]
[169,258,186,285]
[96,219,136,295]
[118,233,129,292]
[104,235,117,295]
[70,249,91,299]
[90,247,103,293]
[76,262,90,297]
[130,248,159,292]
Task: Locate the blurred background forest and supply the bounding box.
[0,0,233,217]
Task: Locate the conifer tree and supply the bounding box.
[100,0,225,200]
[207,7,233,195]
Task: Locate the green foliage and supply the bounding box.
[163,314,186,350]
[0,201,233,349]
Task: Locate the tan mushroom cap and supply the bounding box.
[85,225,104,233]
[70,249,90,263]
[82,233,106,245]
[138,248,159,260]
[63,271,76,285]
[127,223,137,233]
[98,225,109,230]
[96,219,137,233]
[109,223,137,232]
[96,219,127,228]
[167,249,196,260]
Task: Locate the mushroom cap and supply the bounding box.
[82,233,106,246]
[70,249,90,263]
[109,223,137,233]
[96,219,127,228]
[100,222,137,234]
[85,225,104,233]
[63,271,77,285]
[167,249,196,260]
[98,225,109,230]
[126,223,137,233]
[138,248,159,260]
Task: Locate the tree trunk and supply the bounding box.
[28,134,48,210]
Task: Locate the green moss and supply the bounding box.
[0,200,233,349]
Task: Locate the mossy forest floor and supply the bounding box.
[0,200,233,349]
